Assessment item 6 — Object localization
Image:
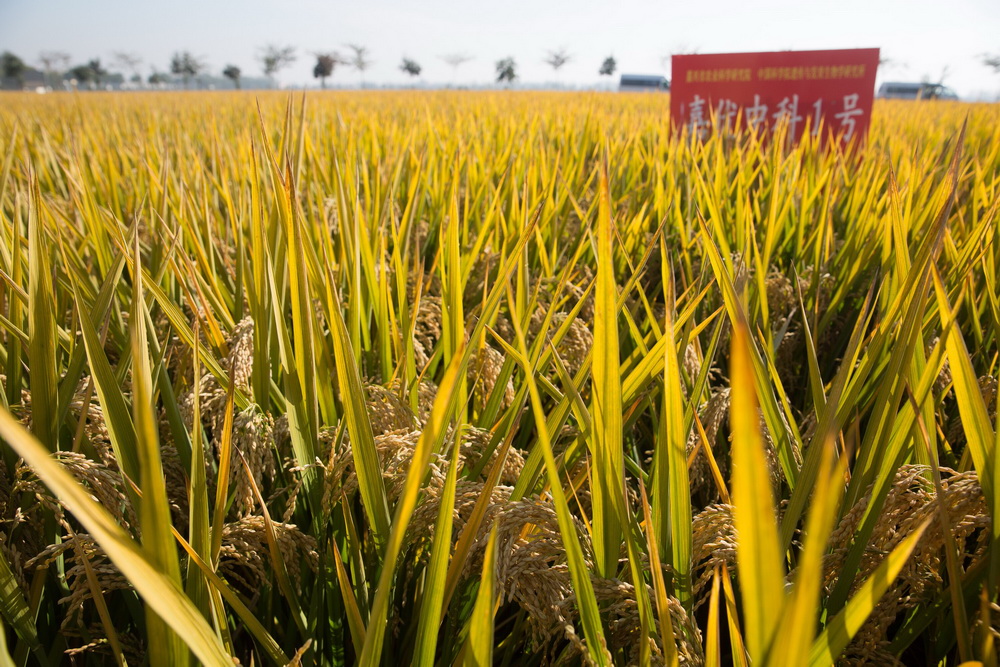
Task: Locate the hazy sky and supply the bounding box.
[1,0,998,97]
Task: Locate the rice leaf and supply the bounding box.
[0,616,14,667]
[730,318,786,663]
[26,175,57,451]
[467,524,499,667]
[332,539,367,650]
[441,424,519,616]
[640,478,680,666]
[185,317,213,623]
[590,156,624,579]
[720,566,750,667]
[507,290,611,667]
[3,196,23,410]
[767,436,843,667]
[0,547,41,662]
[171,525,289,664]
[240,453,308,635]
[130,236,189,667]
[413,429,461,666]
[66,523,126,666]
[327,281,391,551]
[71,280,140,488]
[359,338,465,666]
[705,567,722,667]
[654,272,692,610]
[808,519,931,666]
[0,408,233,665]
[932,268,996,536]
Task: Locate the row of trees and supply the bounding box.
[6,44,1000,91]
[166,47,619,89]
[2,46,623,90]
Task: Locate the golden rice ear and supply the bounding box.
[456,426,524,486]
[364,383,419,435]
[218,515,318,601]
[180,374,227,442]
[548,313,593,380]
[925,336,954,397]
[765,270,796,330]
[485,499,585,650]
[489,312,508,343]
[831,465,990,662]
[591,577,704,666]
[225,316,256,392]
[682,342,703,386]
[467,345,514,414]
[526,304,549,339]
[414,380,439,425]
[61,380,116,466]
[159,443,189,527]
[62,624,145,664]
[687,389,731,498]
[226,407,275,518]
[271,414,291,454]
[691,504,738,608]
[377,429,454,501]
[17,451,135,534]
[327,429,433,504]
[386,377,438,426]
[177,316,255,418]
[405,480,512,561]
[448,489,705,665]
[979,374,998,420]
[412,295,443,369]
[29,532,134,656]
[563,266,596,323]
[463,249,500,309]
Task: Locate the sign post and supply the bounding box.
[670,48,880,146]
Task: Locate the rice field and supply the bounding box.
[0,91,997,666]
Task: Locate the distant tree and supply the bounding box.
[599,56,616,77]
[543,48,572,72]
[983,52,1000,73]
[258,44,296,88]
[920,66,950,86]
[400,58,421,78]
[38,51,70,87]
[1,52,27,87]
[170,51,204,89]
[148,71,167,86]
[345,44,372,87]
[313,52,340,88]
[87,59,108,86]
[68,64,94,87]
[113,52,143,83]
[440,53,473,83]
[223,64,242,89]
[495,57,516,86]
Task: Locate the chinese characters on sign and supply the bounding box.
[670,49,880,146]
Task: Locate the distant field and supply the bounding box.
[0,91,997,665]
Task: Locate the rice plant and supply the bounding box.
[0,90,997,665]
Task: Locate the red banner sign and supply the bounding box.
[670,48,880,145]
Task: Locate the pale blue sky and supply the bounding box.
[1,0,998,97]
